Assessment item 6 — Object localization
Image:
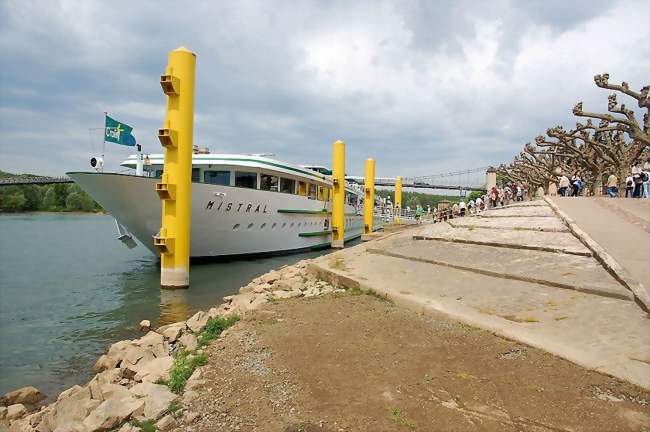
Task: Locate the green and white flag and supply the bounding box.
[104,115,136,146]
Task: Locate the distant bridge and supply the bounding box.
[0,176,74,186]
[346,166,489,193]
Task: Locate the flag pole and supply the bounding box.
[102,111,107,173]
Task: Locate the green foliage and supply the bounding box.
[1,191,27,211]
[0,170,102,213]
[130,419,156,432]
[197,315,240,347]
[389,407,417,429]
[375,189,461,210]
[164,315,239,394]
[467,190,483,201]
[167,350,209,394]
[168,400,182,418]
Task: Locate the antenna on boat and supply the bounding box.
[246,153,276,158]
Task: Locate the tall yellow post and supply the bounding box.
[363,158,375,234]
[154,47,196,288]
[331,140,346,248]
[394,176,403,224]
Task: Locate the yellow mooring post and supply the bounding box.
[154,46,197,288]
[394,176,403,224]
[331,140,346,248]
[363,158,375,235]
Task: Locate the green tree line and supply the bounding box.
[0,171,103,213]
[375,189,485,209]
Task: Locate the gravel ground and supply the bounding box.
[171,293,650,432]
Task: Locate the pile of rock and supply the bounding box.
[2,259,338,432]
[217,260,340,316]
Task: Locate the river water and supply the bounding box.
[0,213,330,397]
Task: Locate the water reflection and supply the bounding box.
[159,289,192,325]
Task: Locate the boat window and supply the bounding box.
[235,171,257,189]
[308,184,318,200]
[204,170,230,186]
[260,174,279,191]
[346,193,358,206]
[317,186,329,201]
[280,178,295,194]
[192,168,201,182]
[298,181,307,196]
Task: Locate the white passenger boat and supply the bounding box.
[67,152,381,259]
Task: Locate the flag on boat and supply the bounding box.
[104,115,137,146]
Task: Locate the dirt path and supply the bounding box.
[173,293,650,432]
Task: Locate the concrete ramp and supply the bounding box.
[309,199,650,389]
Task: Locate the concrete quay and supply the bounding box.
[309,199,650,390]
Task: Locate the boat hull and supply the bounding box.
[67,172,378,259]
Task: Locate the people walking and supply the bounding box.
[489,187,499,208]
[558,174,570,197]
[570,171,582,197]
[459,200,467,217]
[515,185,523,201]
[606,173,618,198]
[625,175,634,198]
[643,158,650,198]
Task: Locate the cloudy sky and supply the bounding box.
[1,0,648,177]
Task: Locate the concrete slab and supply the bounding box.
[481,206,556,217]
[309,248,650,389]
[414,222,590,256]
[594,197,650,232]
[368,238,631,300]
[450,216,568,232]
[549,197,650,296]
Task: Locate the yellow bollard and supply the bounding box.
[154,46,196,288]
[331,140,346,248]
[394,176,402,224]
[363,158,375,234]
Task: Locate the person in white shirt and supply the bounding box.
[475,197,483,212]
[625,175,634,198]
[459,200,467,217]
[558,175,570,196]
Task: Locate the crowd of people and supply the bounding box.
[400,183,531,224]
[556,158,650,198]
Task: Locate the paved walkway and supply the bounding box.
[549,197,650,290]
[309,200,650,390]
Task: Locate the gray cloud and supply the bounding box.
[0,0,648,178]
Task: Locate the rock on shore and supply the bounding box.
[2,259,339,432]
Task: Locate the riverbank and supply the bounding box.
[3,252,650,431]
[3,201,650,431]
[1,260,342,431]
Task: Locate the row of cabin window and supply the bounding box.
[153,168,357,204]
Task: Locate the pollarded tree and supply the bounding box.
[573,73,649,149]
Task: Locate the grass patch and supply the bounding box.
[455,372,477,380]
[197,315,239,347]
[163,315,240,394]
[476,307,495,315]
[130,419,156,432]
[554,315,568,321]
[168,400,182,417]
[336,286,392,303]
[167,350,208,394]
[328,256,348,271]
[389,407,416,429]
[501,314,539,323]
